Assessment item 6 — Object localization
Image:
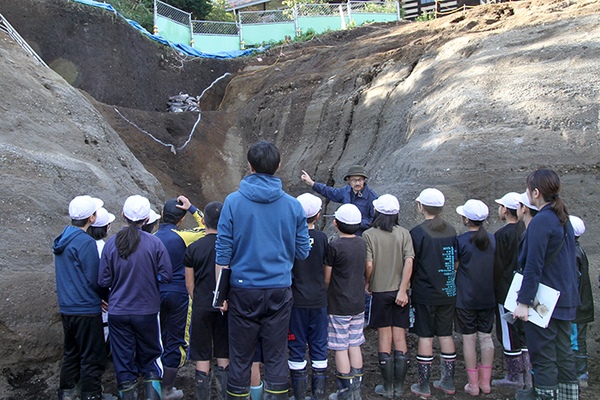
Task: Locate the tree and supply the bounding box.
[165,0,213,20]
[206,0,235,22]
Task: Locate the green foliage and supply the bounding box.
[360,1,397,13]
[109,0,154,32]
[164,0,213,20]
[416,11,435,21]
[206,0,236,22]
[282,0,323,8]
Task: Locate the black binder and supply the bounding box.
[212,268,231,309]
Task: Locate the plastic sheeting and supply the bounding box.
[72,0,262,59]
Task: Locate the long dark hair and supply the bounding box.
[371,210,398,233]
[526,168,569,225]
[116,217,143,259]
[422,205,447,232]
[87,225,109,240]
[468,220,490,251]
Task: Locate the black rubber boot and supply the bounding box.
[393,350,409,397]
[194,370,210,400]
[410,360,432,398]
[374,353,393,398]
[349,367,363,400]
[143,373,161,400]
[227,382,251,400]
[214,365,229,400]
[264,381,289,399]
[290,368,309,400]
[311,367,327,400]
[329,372,353,400]
[433,354,456,395]
[118,381,138,400]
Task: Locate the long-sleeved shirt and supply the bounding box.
[99,228,172,315]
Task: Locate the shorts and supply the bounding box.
[412,302,454,338]
[189,308,229,361]
[455,307,494,335]
[370,291,410,329]
[327,313,365,351]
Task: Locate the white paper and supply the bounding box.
[503,272,561,328]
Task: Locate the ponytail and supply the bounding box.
[116,218,142,259]
[469,220,490,251]
[422,205,447,232]
[526,169,569,225]
[550,195,569,226]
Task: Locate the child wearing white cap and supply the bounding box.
[98,195,173,400]
[569,215,593,388]
[409,188,458,398]
[492,193,529,390]
[455,200,496,396]
[363,194,414,398]
[286,193,330,400]
[324,203,367,400]
[86,206,117,351]
[53,195,111,400]
[516,191,538,228]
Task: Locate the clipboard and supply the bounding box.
[212,268,231,309]
[503,272,561,328]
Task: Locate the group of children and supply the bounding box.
[55,171,591,400]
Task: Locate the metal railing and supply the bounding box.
[0,13,48,67]
[156,0,191,26]
[193,21,238,35]
[238,10,291,24]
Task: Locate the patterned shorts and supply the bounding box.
[327,313,366,351]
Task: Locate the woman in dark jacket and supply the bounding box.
[513,169,579,400]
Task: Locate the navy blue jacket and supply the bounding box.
[53,225,103,314]
[517,205,580,320]
[312,182,378,234]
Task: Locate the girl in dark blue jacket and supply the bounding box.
[513,169,579,400]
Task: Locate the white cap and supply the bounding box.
[69,195,103,220]
[123,195,151,221]
[569,215,585,237]
[297,193,322,218]
[416,188,445,207]
[456,199,489,221]
[91,207,116,227]
[519,192,538,211]
[335,204,362,225]
[495,192,521,210]
[373,194,400,215]
[146,209,161,225]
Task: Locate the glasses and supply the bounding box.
[349,178,364,183]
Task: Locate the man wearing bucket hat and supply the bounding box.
[301,165,378,236]
[53,195,110,400]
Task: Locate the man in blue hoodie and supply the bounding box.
[53,195,107,400]
[216,140,311,400]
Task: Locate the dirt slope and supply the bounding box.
[1,0,600,398]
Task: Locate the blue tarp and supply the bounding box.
[72,0,261,59]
